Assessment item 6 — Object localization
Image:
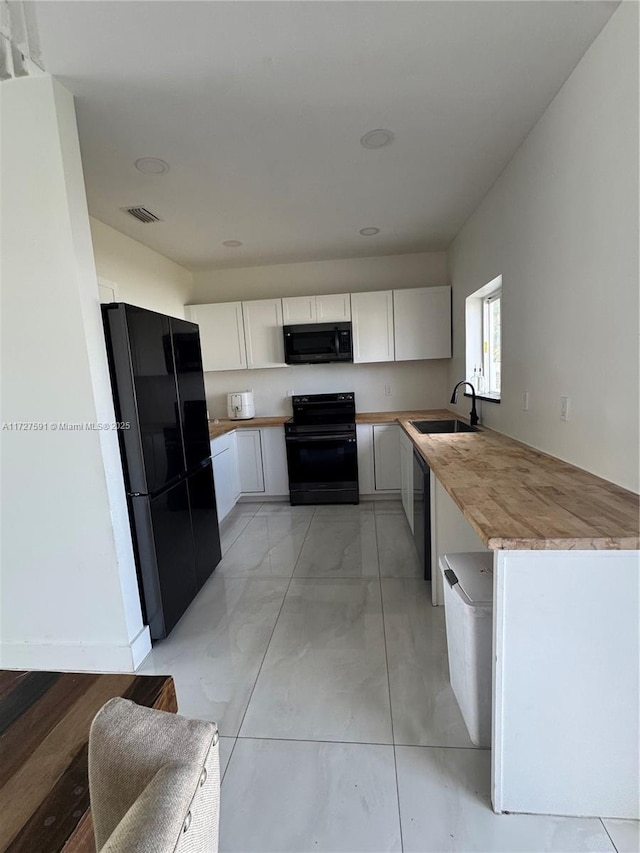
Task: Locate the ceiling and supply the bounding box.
[35,1,617,271]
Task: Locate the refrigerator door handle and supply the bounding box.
[129,495,165,639]
[103,304,148,494]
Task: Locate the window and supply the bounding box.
[465,275,502,402]
[483,292,501,395]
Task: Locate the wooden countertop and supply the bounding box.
[0,670,177,852]
[399,417,640,551]
[208,409,639,549]
[209,415,289,438]
[208,410,445,439]
[354,409,454,424]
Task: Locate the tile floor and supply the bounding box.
[140,500,637,853]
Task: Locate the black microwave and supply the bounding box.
[283,322,353,364]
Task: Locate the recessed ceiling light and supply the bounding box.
[360,129,394,149]
[359,227,380,237]
[135,157,169,175]
[222,240,243,248]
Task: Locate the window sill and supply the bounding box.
[464,391,501,404]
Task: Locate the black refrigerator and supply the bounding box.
[102,303,221,640]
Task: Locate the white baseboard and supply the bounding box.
[131,626,152,669]
[359,493,401,501]
[0,632,150,673]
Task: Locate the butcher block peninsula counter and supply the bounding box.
[209,409,639,820]
[391,414,637,822]
[398,416,639,550]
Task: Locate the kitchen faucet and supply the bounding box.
[450,381,479,427]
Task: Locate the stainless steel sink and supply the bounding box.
[410,419,478,434]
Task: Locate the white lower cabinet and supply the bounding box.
[399,429,414,531]
[211,433,241,521]
[356,425,375,495]
[236,430,265,493]
[261,427,289,496]
[373,424,401,491]
[358,423,402,495]
[215,427,288,507]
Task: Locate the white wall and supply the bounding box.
[206,360,450,418]
[190,251,447,303]
[448,2,639,492]
[193,251,450,415]
[91,217,192,319]
[0,76,149,671]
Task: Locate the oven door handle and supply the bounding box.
[286,434,356,443]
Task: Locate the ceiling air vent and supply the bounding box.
[122,206,162,223]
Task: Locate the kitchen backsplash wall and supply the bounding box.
[205,360,450,418]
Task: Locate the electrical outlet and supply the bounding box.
[560,396,570,421]
[384,384,392,397]
[522,392,529,411]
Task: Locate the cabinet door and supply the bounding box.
[351,291,394,363]
[393,286,451,361]
[356,424,374,495]
[399,430,414,531]
[236,429,265,492]
[212,446,235,520]
[185,303,247,371]
[373,424,401,491]
[261,428,289,496]
[282,296,316,324]
[242,299,286,368]
[228,431,241,502]
[316,293,351,322]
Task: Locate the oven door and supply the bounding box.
[285,432,359,504]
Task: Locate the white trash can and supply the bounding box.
[440,552,494,747]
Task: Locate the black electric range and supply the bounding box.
[284,393,359,505]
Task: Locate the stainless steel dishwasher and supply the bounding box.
[413,449,432,580]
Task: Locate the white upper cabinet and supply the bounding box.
[242,298,286,369]
[186,287,449,371]
[316,293,351,322]
[185,302,247,372]
[282,296,316,324]
[393,286,451,361]
[351,290,394,363]
[282,293,351,324]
